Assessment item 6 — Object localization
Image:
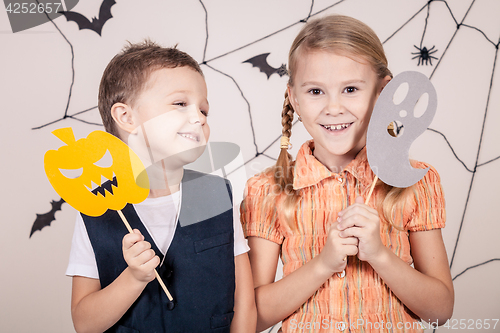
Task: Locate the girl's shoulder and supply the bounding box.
[410,159,443,186]
[245,165,285,190]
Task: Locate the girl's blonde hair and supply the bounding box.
[269,15,410,229]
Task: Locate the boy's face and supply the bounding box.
[127,67,210,171]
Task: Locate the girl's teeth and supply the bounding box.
[324,123,350,130]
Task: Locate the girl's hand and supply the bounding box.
[317,221,359,275]
[122,229,160,283]
[337,196,384,263]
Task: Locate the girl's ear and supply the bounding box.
[111,102,138,134]
[287,85,300,117]
[379,75,392,94]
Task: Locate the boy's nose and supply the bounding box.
[186,104,206,125]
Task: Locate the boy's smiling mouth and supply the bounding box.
[321,122,353,131]
[178,132,200,142]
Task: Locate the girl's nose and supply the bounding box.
[325,95,344,116]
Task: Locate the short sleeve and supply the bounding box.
[240,174,284,244]
[233,203,250,256]
[406,163,446,232]
[66,213,99,279]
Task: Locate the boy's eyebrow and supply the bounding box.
[165,90,190,97]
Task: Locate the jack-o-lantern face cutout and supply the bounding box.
[44,128,149,216]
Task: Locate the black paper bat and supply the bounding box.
[59,0,116,36]
[243,53,287,79]
[30,198,66,238]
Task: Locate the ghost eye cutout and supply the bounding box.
[94,149,113,168]
[393,82,409,105]
[414,93,429,118]
[59,167,83,179]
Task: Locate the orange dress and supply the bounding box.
[241,141,446,333]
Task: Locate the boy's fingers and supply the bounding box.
[135,248,156,264]
[123,233,147,250]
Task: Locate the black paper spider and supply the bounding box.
[411,45,438,66]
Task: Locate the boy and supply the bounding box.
[66,40,256,332]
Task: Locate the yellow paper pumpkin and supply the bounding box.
[44,128,149,216]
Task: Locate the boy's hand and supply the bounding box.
[337,196,384,263]
[122,229,160,283]
[317,220,359,275]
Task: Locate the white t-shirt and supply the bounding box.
[66,188,249,279]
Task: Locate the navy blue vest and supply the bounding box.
[83,170,235,333]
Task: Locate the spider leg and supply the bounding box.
[413,45,421,51]
[412,54,421,59]
[427,45,436,52]
[428,49,438,55]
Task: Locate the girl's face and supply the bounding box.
[288,50,390,171]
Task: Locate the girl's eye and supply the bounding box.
[344,86,357,93]
[308,88,323,95]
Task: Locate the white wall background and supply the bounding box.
[1,0,499,332]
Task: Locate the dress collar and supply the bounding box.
[292,140,375,190]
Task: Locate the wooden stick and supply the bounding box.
[365,175,378,205]
[117,210,174,302]
[337,175,378,278]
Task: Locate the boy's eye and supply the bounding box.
[308,88,323,95]
[200,110,209,117]
[174,102,187,107]
[344,86,357,93]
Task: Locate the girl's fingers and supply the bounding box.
[339,226,364,239]
[339,203,376,220]
[341,235,359,246]
[344,244,359,257]
[337,213,371,230]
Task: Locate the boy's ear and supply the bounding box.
[111,102,137,134]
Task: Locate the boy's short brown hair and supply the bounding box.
[98,40,203,137]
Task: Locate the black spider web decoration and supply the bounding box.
[29,0,500,330]
[31,0,100,129]
[383,0,500,275]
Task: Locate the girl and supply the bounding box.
[241,15,454,332]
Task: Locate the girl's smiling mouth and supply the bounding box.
[320,122,353,132]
